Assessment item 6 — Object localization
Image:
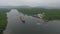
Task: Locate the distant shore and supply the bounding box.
[17,8,60,21]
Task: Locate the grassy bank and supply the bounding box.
[0,9,10,34]
[43,9,60,21]
[17,8,60,21]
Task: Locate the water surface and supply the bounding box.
[4,9,60,34]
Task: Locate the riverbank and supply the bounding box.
[3,9,60,34]
[17,8,60,21]
[0,9,10,34]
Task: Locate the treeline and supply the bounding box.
[17,8,60,20]
[0,8,10,34]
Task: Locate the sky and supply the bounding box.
[0,0,60,7]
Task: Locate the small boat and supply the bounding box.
[20,16,25,23]
[22,20,25,23]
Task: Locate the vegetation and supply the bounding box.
[0,8,10,34]
[17,8,60,21]
[0,8,59,34]
[17,8,44,15]
[43,9,60,20]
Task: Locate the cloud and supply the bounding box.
[0,0,60,7]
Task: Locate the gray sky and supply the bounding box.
[0,0,60,7]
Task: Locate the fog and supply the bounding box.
[0,0,60,8]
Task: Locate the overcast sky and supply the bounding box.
[0,0,60,7]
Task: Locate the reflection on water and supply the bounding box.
[3,9,60,34]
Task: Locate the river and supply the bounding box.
[3,9,60,34]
